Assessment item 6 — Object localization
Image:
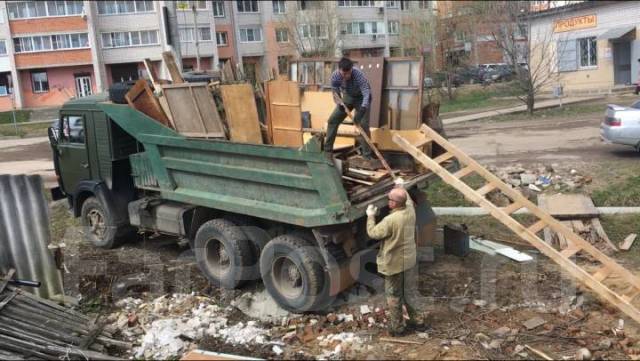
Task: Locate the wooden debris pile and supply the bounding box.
[0,270,129,360]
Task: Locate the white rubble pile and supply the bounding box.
[488,163,592,196]
[107,293,271,360]
[317,332,364,360]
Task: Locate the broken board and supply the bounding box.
[125,79,171,128]
[162,51,184,83]
[220,83,263,144]
[160,83,225,138]
[537,194,599,219]
[265,79,302,147]
[301,91,355,148]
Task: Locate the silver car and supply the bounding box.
[601,100,640,151]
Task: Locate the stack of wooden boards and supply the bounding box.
[537,194,619,253]
[124,52,264,144]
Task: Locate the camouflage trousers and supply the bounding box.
[385,266,423,333]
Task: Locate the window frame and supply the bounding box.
[578,36,597,69]
[96,0,155,15]
[387,21,399,35]
[13,32,89,53]
[30,70,49,93]
[0,40,7,56]
[176,1,208,11]
[61,114,85,145]
[237,0,259,13]
[213,0,225,17]
[275,28,289,43]
[272,0,285,14]
[301,24,329,39]
[337,0,376,7]
[7,1,84,20]
[101,30,160,49]
[216,31,228,46]
[239,27,263,43]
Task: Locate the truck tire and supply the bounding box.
[80,197,120,249]
[194,218,255,289]
[260,234,330,312]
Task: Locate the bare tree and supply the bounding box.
[472,1,570,114]
[282,2,339,58]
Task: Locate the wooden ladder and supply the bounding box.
[393,124,640,324]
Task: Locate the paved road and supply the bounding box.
[0,136,56,187]
[443,96,604,125]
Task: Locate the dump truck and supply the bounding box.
[48,94,440,312]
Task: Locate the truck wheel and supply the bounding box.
[81,197,120,249]
[194,219,255,289]
[260,234,330,312]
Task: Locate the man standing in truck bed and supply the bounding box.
[327,57,373,159]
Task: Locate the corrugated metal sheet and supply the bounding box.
[0,175,63,299]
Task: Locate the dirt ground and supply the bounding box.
[9,96,640,359]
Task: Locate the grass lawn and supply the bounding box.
[483,99,609,123]
[0,121,50,137]
[439,82,524,114]
[0,109,31,124]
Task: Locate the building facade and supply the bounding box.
[0,0,437,111]
[529,1,640,93]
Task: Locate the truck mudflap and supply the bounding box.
[50,186,65,201]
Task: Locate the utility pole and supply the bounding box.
[383,3,390,57]
[192,5,200,71]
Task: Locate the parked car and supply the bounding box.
[600,100,640,151]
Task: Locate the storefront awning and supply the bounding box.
[597,26,636,40]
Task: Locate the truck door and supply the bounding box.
[57,113,90,195]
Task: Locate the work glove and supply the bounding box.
[366,204,378,217]
[394,177,406,188]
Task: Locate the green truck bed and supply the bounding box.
[100,103,435,228]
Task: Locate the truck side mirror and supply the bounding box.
[47,126,59,146]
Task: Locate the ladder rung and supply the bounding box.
[560,247,581,258]
[432,152,454,164]
[623,290,640,303]
[476,183,496,197]
[452,166,474,179]
[592,267,613,282]
[527,220,547,234]
[413,137,432,148]
[502,202,523,215]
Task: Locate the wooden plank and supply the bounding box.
[528,220,547,234]
[220,84,263,144]
[592,267,613,282]
[591,218,618,252]
[161,83,225,138]
[453,166,474,179]
[370,128,432,153]
[537,193,599,219]
[143,58,160,87]
[266,79,302,147]
[393,128,640,325]
[125,79,172,128]
[342,175,375,186]
[560,247,581,258]
[355,57,384,127]
[476,183,496,197]
[432,151,454,164]
[162,51,184,83]
[620,234,638,251]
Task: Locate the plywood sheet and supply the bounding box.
[371,128,431,153]
[162,51,184,83]
[162,83,225,138]
[354,57,384,127]
[220,84,263,144]
[301,91,355,147]
[537,194,599,219]
[125,79,171,128]
[266,79,302,147]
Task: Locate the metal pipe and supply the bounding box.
[433,207,640,216]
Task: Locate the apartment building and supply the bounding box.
[0,0,437,111]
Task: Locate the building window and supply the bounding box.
[176,1,207,10]
[337,1,376,7]
[0,72,11,96]
[579,36,597,68]
[277,55,289,75]
[239,27,262,42]
[301,24,328,39]
[275,28,289,43]
[179,27,212,42]
[216,31,228,46]
[62,115,84,144]
[400,1,410,10]
[454,31,466,42]
[386,1,398,8]
[101,30,159,48]
[342,21,385,35]
[237,0,259,13]
[0,40,7,56]
[97,1,154,15]
[213,0,225,17]
[387,21,399,35]
[417,1,431,9]
[272,0,285,14]
[7,1,84,19]
[13,33,89,53]
[31,70,49,93]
